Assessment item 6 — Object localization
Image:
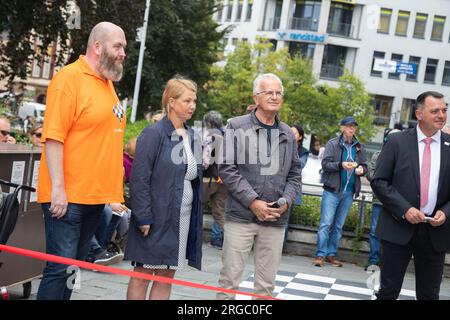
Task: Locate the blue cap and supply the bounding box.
[340,116,358,126]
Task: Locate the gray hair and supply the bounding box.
[253,73,284,95]
[203,110,223,129]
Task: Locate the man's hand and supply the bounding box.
[6,135,16,144]
[110,202,127,214]
[429,210,447,227]
[50,186,68,219]
[342,162,355,170]
[139,225,151,237]
[404,207,427,224]
[249,199,280,222]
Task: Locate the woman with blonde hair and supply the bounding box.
[125,75,203,300]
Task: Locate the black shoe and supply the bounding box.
[210,239,223,249]
[93,250,124,266]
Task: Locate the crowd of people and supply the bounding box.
[2,21,450,301]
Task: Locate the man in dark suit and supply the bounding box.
[371,91,450,300]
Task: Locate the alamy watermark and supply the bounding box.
[66,265,82,290]
[169,121,282,176]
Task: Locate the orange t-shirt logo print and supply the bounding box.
[113,102,124,123]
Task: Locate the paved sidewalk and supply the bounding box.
[8,243,450,300]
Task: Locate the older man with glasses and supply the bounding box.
[0,117,16,144]
[217,73,302,299]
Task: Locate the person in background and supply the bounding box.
[313,116,368,268]
[28,124,43,148]
[283,124,309,248]
[0,117,16,144]
[202,110,227,249]
[364,128,401,272]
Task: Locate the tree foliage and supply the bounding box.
[0,0,226,121]
[118,0,226,119]
[207,40,376,143]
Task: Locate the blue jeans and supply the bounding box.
[37,203,104,300]
[88,206,113,256]
[211,220,223,244]
[316,190,354,257]
[368,203,382,265]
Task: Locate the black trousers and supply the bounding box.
[376,224,445,300]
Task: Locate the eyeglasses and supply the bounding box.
[0,130,10,136]
[33,132,42,138]
[256,90,284,99]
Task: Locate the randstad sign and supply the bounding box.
[277,31,327,44]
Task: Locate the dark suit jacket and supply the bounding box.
[371,127,450,252]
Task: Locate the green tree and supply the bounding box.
[0,0,145,88]
[118,0,227,119]
[0,0,225,122]
[207,40,376,143]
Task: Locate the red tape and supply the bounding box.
[0,244,280,300]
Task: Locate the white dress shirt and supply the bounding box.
[417,126,441,216]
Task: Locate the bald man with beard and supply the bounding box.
[36,22,127,300]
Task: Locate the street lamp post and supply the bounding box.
[130,0,151,123]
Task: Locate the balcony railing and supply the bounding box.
[264,17,281,31]
[290,17,319,31]
[320,64,344,80]
[327,21,354,38]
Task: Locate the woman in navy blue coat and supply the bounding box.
[125,76,203,300]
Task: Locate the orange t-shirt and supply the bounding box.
[37,56,126,204]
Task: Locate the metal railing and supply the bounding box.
[320,64,344,79]
[290,17,319,31]
[264,17,281,31]
[327,21,354,38]
[289,181,373,236]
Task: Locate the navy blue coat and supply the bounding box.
[124,117,203,270]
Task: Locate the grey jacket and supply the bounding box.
[366,151,381,205]
[321,134,368,197]
[218,110,302,227]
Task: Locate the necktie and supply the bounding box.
[420,137,432,208]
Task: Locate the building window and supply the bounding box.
[431,15,446,41]
[413,13,428,39]
[424,58,438,83]
[32,59,42,78]
[401,98,418,128]
[246,0,253,21]
[388,53,403,80]
[406,56,421,82]
[288,42,316,60]
[373,95,393,126]
[237,0,243,21]
[378,8,392,34]
[320,45,347,80]
[442,61,450,86]
[395,11,410,36]
[327,2,354,37]
[269,0,283,30]
[371,51,385,77]
[291,0,321,31]
[226,1,232,21]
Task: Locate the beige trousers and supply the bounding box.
[217,220,285,300]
